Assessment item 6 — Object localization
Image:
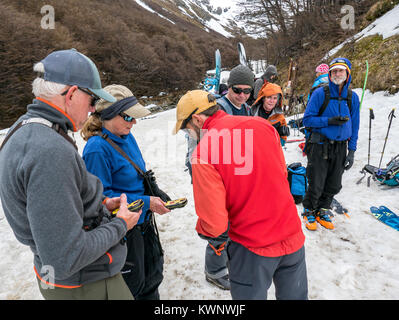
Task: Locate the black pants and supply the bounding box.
[303,141,347,211]
[121,218,164,300]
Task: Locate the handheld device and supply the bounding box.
[164,198,188,210]
[112,199,144,216]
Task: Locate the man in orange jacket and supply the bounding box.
[173,90,308,300]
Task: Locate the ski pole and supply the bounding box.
[366,108,375,186]
[359,60,369,111]
[367,108,374,165]
[378,108,396,169]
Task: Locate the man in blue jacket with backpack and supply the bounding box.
[302,57,360,231]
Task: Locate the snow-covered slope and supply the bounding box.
[1,89,398,300]
[132,0,242,38]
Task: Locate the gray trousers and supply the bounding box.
[226,241,308,300]
[199,230,229,279]
[205,235,229,279]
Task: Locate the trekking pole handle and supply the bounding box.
[369,108,374,120]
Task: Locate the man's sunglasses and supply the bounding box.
[231,86,252,95]
[119,112,135,122]
[181,94,216,130]
[181,108,198,130]
[61,87,100,107]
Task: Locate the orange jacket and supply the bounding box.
[191,110,304,257]
[252,83,288,141]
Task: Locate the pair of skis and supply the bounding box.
[369,206,399,231]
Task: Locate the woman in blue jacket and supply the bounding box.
[302,58,360,231]
[81,84,170,299]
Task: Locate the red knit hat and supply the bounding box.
[315,63,329,74]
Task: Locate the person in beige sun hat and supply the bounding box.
[82,84,170,300]
[81,84,150,140]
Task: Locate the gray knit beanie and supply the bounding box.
[262,65,278,82]
[227,65,254,88]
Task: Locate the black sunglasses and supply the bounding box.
[231,86,252,95]
[181,94,216,130]
[61,87,100,107]
[181,108,198,130]
[119,112,135,122]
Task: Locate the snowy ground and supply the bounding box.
[0,88,398,300]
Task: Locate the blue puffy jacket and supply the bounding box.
[303,58,360,151]
[83,127,151,225]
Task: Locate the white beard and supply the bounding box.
[332,77,346,85]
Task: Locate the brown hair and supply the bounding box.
[80,113,103,141]
[200,104,219,117]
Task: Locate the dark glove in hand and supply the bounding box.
[277,125,290,137]
[328,116,349,126]
[344,150,355,170]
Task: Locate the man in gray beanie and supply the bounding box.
[217,64,254,116]
[192,64,254,291]
[253,65,278,101]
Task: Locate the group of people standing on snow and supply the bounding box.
[0,48,359,301]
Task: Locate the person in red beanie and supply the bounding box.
[173,90,308,300]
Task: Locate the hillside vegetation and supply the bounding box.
[1,0,398,129]
[242,1,399,100]
[0,0,237,129]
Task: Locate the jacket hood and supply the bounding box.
[328,57,352,98]
[252,82,283,109]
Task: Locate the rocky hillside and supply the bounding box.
[0,0,242,129]
[274,1,399,101]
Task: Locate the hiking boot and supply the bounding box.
[205,274,230,290]
[302,208,317,231]
[316,208,334,230]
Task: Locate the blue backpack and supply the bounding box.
[287,162,308,204]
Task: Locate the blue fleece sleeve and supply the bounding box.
[303,88,329,128]
[83,151,119,199]
[348,93,360,151]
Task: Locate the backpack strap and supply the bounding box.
[318,86,353,117]
[0,118,77,151]
[318,86,331,117]
[98,133,145,177]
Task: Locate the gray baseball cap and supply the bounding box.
[39,49,116,103]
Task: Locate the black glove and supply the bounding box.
[277,125,290,137]
[344,150,355,170]
[328,116,349,126]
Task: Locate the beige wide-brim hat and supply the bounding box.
[96,84,150,119]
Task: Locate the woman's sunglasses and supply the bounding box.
[231,86,252,95]
[119,112,135,122]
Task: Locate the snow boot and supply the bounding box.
[316,208,334,230]
[205,274,231,290]
[302,208,317,231]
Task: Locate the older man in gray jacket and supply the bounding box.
[0,49,140,300]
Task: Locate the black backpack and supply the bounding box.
[308,83,353,116]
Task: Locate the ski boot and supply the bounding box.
[302,208,317,231]
[316,208,334,230]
